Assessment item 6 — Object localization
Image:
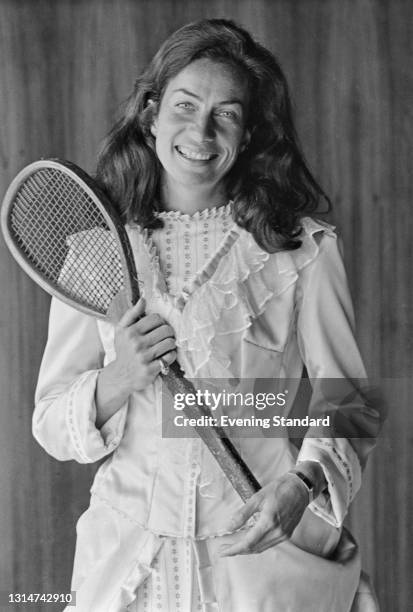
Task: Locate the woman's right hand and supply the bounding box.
[112,297,177,394]
[95,298,177,428]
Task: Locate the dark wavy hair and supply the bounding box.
[96,18,330,251]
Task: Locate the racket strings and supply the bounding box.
[10,168,125,313]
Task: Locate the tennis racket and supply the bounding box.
[1,159,260,501]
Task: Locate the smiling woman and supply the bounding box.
[32,18,380,612]
[149,59,250,212]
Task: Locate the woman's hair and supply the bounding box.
[96,18,330,251]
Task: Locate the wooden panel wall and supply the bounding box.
[0,1,411,609]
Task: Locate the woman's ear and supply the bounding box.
[150,119,158,138]
[147,98,158,137]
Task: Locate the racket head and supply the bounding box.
[1,159,139,319]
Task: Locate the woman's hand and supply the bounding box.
[95,298,177,428]
[219,471,314,557]
[111,297,177,394]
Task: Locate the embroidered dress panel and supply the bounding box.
[128,539,203,612]
[150,203,233,296]
[110,199,230,610]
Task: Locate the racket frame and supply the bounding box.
[1,158,140,319]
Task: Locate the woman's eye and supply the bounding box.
[176,102,194,110]
[217,110,238,121]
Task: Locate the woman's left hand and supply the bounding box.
[219,472,310,556]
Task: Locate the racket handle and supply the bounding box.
[164,361,261,502]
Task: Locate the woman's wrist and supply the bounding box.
[95,361,133,429]
[289,460,327,501]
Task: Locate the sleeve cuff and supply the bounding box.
[66,370,128,463]
[297,437,362,527]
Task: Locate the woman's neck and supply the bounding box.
[160,180,227,215]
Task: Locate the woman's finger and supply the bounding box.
[160,349,177,365]
[219,515,273,557]
[134,312,167,334]
[253,531,288,554]
[145,338,177,362]
[223,493,262,531]
[147,350,177,375]
[141,324,176,348]
[118,297,146,327]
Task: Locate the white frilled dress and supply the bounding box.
[33,205,377,612]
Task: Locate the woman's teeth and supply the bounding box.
[176,146,215,161]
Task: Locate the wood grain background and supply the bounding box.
[0,1,411,610]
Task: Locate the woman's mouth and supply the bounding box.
[175,145,217,161]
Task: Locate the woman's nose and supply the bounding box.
[192,113,215,141]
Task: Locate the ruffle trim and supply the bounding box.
[174,217,336,377]
[175,230,271,377]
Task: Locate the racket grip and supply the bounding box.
[164,361,261,502]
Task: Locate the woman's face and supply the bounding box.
[150,58,250,197]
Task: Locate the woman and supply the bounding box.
[33,19,380,611]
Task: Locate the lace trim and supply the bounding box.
[66,371,96,463]
[313,439,355,504]
[156,200,232,221]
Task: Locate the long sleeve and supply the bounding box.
[295,231,381,526]
[33,297,128,463]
